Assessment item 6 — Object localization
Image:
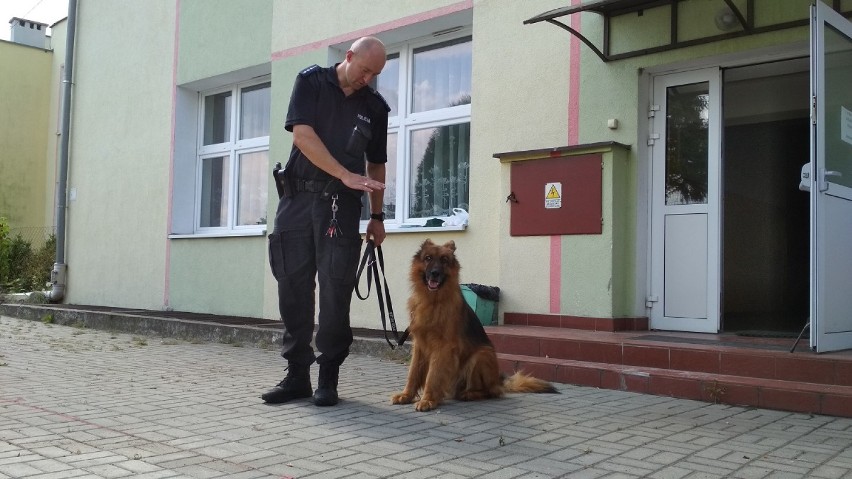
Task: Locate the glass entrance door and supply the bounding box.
[650,68,722,333]
[810,2,852,352]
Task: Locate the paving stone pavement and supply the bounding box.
[2,314,852,479]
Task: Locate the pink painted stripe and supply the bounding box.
[271,0,473,61]
[551,0,584,314]
[567,0,582,145]
[164,0,180,307]
[550,235,562,313]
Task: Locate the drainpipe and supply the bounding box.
[46,0,78,303]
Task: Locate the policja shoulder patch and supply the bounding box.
[299,64,321,77]
[370,88,391,112]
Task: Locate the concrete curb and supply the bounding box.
[0,302,411,362]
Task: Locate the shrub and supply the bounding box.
[0,217,55,294]
[0,217,13,291]
[23,234,56,291]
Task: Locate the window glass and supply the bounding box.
[412,36,472,113]
[665,82,709,205]
[197,79,270,232]
[377,54,399,117]
[824,24,852,189]
[378,32,472,226]
[385,132,398,218]
[203,91,231,145]
[361,132,398,221]
[409,122,470,218]
[237,150,268,226]
[200,156,229,227]
[240,82,271,140]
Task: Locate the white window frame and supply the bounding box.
[376,30,472,231]
[195,78,270,234]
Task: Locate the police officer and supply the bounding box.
[263,36,390,407]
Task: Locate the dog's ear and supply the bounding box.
[443,240,456,252]
[415,239,433,259]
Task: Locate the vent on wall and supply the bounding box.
[9,17,49,49]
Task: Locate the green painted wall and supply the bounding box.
[53,0,840,325]
[167,0,274,318]
[64,1,177,308]
[272,0,461,50]
[0,41,51,233]
[177,0,271,85]
[169,237,267,316]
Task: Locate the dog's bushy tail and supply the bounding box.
[502,372,559,394]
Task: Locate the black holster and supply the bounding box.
[273,162,295,199]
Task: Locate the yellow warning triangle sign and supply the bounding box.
[546,185,560,199]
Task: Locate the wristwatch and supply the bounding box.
[369,212,385,221]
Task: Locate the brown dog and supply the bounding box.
[391,239,557,412]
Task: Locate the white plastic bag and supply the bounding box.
[444,208,469,226]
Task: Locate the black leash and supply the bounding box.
[355,240,409,349]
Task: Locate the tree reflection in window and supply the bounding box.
[665,83,709,205]
[410,96,471,218]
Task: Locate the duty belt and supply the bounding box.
[294,178,330,193]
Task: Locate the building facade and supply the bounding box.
[22,0,852,351]
[0,19,60,240]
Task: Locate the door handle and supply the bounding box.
[819,169,842,192]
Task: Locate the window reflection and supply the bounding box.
[200,156,229,227]
[203,92,231,145]
[412,37,472,113]
[240,82,271,140]
[360,133,397,221]
[237,151,268,226]
[377,54,399,117]
[824,24,852,189]
[665,82,709,205]
[409,122,470,218]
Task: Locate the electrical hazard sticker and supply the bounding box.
[545,182,562,209]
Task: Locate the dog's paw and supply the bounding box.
[414,399,438,412]
[391,393,414,405]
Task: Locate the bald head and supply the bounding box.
[339,36,387,92]
[351,36,386,57]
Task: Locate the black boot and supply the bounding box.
[261,365,312,404]
[313,363,339,407]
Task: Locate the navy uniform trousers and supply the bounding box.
[268,187,363,369]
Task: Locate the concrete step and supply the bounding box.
[486,325,852,388]
[497,352,852,417]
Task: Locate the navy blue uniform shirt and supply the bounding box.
[284,64,390,181]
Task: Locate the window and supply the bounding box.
[373,33,472,226]
[196,80,270,231]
